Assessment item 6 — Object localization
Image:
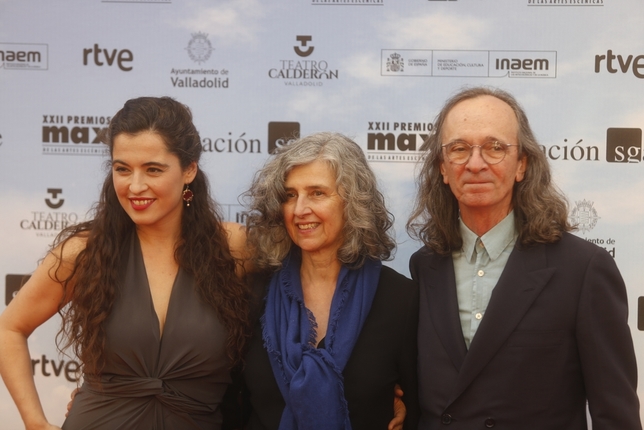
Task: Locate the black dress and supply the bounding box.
[242,265,420,430]
[63,234,231,430]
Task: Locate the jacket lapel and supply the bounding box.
[450,242,556,402]
[422,251,468,371]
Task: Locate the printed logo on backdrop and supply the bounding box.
[200,123,300,156]
[595,50,644,79]
[101,0,170,3]
[202,132,262,155]
[540,138,599,162]
[527,0,603,6]
[170,33,229,89]
[221,204,248,224]
[569,200,616,258]
[386,53,404,72]
[268,122,301,154]
[366,121,432,163]
[294,36,314,57]
[541,130,643,163]
[570,200,600,234]
[83,44,133,71]
[186,32,214,64]
[20,189,80,238]
[42,114,110,155]
[311,0,383,5]
[269,36,339,86]
[0,43,48,70]
[5,274,30,306]
[381,50,556,78]
[606,128,642,162]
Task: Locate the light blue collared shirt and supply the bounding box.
[453,212,517,348]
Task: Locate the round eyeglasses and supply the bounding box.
[441,141,519,165]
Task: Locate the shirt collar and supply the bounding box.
[459,211,517,262]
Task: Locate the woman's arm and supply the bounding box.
[0,238,83,430]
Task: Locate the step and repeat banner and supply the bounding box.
[1,0,643,426]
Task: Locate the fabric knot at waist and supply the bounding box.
[85,374,214,415]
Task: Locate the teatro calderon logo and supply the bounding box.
[0,43,48,71]
[170,32,229,90]
[20,189,80,238]
[41,113,110,156]
[269,35,339,87]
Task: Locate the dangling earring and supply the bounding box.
[182,184,194,207]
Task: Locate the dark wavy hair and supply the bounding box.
[53,97,249,376]
[407,86,573,255]
[243,132,396,270]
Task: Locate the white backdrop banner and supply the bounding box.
[1,0,643,427]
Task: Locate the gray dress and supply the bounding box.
[63,234,230,430]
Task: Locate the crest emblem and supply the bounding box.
[186,32,214,64]
[569,199,600,233]
[387,53,404,72]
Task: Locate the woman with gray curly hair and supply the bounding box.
[241,132,419,430]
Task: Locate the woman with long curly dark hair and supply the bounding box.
[0,97,250,430]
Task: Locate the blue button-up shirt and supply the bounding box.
[453,212,517,348]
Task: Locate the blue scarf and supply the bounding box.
[262,250,382,430]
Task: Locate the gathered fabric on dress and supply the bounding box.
[63,233,230,430]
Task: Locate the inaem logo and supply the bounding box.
[268,122,300,154]
[606,128,643,163]
[294,36,314,57]
[6,274,30,306]
[0,43,48,70]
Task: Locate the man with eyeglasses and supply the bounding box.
[406,86,641,429]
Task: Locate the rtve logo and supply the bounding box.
[606,128,643,163]
[83,44,133,71]
[595,50,644,78]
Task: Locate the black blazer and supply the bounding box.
[410,232,640,430]
[243,265,420,430]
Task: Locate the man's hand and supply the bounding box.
[388,384,406,430]
[65,388,79,417]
